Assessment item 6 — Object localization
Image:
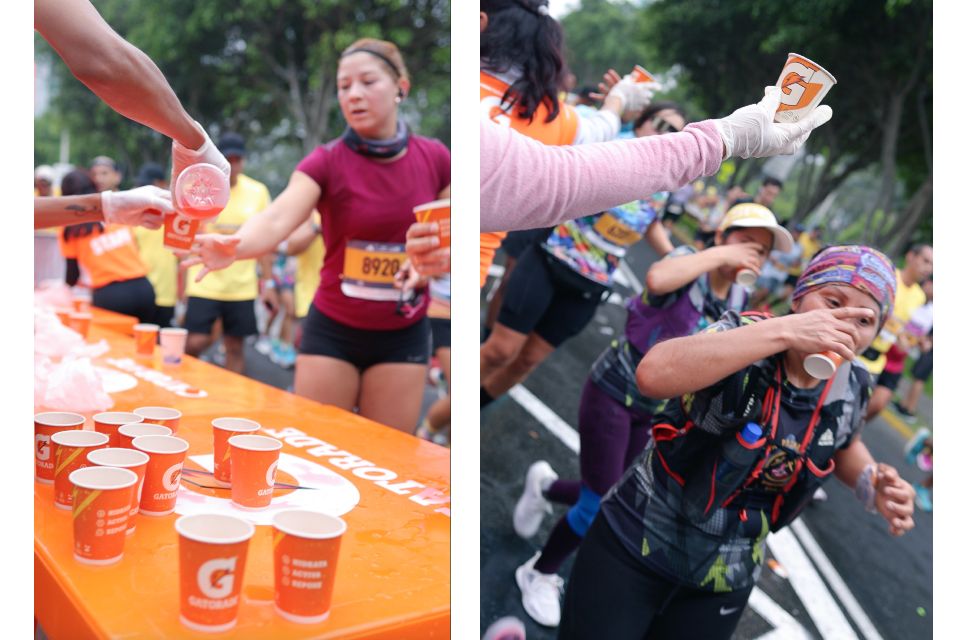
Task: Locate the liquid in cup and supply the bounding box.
[272,510,348,624]
[773,53,836,124]
[133,323,160,356]
[51,430,110,510]
[228,434,283,510]
[211,417,261,486]
[132,435,190,516]
[133,406,182,433]
[35,412,86,484]
[176,514,255,633]
[70,466,138,565]
[175,163,230,220]
[160,328,189,364]
[93,412,144,448]
[87,447,151,535]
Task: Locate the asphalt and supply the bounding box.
[479,236,932,639]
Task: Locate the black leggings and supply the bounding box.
[92,277,157,324]
[559,513,752,640]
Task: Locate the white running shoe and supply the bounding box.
[513,461,558,539]
[515,553,564,627]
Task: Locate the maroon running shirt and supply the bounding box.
[296,135,450,330]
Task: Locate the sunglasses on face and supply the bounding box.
[651,115,680,134]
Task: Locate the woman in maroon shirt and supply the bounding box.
[184,39,450,433]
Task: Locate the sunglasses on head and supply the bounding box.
[651,115,680,134]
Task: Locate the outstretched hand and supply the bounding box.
[178,233,242,282]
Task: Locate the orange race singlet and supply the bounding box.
[480,70,579,287]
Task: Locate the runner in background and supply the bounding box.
[480,101,685,410]
[90,155,123,193]
[754,176,782,208]
[691,185,748,249]
[417,272,452,446]
[893,276,933,423]
[131,163,179,327]
[35,166,58,197]
[511,203,787,627]
[258,241,299,369]
[182,39,450,433]
[559,246,914,639]
[288,212,325,349]
[863,243,932,419]
[183,133,270,374]
[58,170,158,323]
[478,0,658,288]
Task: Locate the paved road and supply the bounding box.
[480,237,932,639]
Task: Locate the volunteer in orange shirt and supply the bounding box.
[58,170,157,323]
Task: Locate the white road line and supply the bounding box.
[790,519,884,640]
[767,527,858,639]
[749,588,815,640]
[487,264,505,279]
[507,385,580,454]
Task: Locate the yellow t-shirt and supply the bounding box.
[859,270,926,374]
[295,214,325,319]
[133,226,178,307]
[798,232,821,263]
[186,173,271,301]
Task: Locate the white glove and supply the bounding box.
[101,186,173,229]
[607,77,660,114]
[171,121,231,210]
[715,86,833,160]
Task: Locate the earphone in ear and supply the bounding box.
[397,89,405,99]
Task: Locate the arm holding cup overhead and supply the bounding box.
[179,172,320,282]
[479,87,832,232]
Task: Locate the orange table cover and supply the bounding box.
[35,327,450,639]
[88,306,140,336]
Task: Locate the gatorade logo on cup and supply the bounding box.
[37,435,51,462]
[266,461,279,488]
[198,557,238,600]
[163,214,202,250]
[163,463,184,492]
[774,53,836,124]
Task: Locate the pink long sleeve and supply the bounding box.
[479,118,726,232]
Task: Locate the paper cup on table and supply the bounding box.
[71,290,92,313]
[228,435,283,510]
[272,510,347,624]
[735,269,758,287]
[35,412,86,484]
[160,328,189,364]
[132,435,190,516]
[116,423,173,449]
[212,418,261,486]
[70,466,138,565]
[68,312,92,339]
[51,430,110,510]
[176,514,255,633]
[87,448,150,535]
[803,351,843,380]
[133,323,160,356]
[134,406,182,433]
[93,412,144,448]
[773,53,836,124]
[413,198,451,249]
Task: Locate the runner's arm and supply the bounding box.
[832,436,876,488]
[35,0,204,149]
[230,172,320,260]
[644,220,674,257]
[285,216,321,257]
[35,194,103,229]
[645,248,723,295]
[835,437,916,535]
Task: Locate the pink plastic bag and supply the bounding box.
[39,356,114,413]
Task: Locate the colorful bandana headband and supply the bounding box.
[792,245,897,325]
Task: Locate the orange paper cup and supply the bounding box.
[116,423,174,449]
[51,430,110,510]
[132,435,190,516]
[163,213,202,251]
[133,406,182,433]
[803,351,843,380]
[413,198,451,249]
[133,323,160,356]
[176,514,255,633]
[87,447,151,535]
[35,412,86,484]
[773,53,837,124]
[212,418,261,486]
[631,64,657,84]
[93,412,144,448]
[68,311,93,339]
[272,510,348,624]
[70,466,138,565]
[228,435,282,510]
